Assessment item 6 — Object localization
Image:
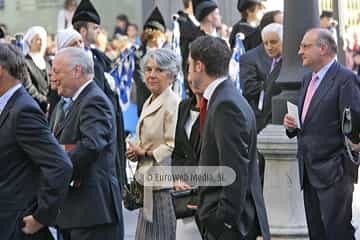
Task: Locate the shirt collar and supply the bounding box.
[72,80,93,101]
[0,84,22,115]
[314,58,336,82]
[203,76,227,103]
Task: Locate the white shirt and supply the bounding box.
[184,110,199,139]
[0,84,22,115]
[203,76,228,108]
[72,80,93,101]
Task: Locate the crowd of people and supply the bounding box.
[1,0,360,240]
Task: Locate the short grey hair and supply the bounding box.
[314,28,337,56]
[57,47,94,76]
[142,48,181,79]
[261,23,283,42]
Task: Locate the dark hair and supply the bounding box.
[117,14,129,23]
[73,20,88,32]
[183,0,191,9]
[190,36,231,78]
[0,43,27,80]
[240,2,258,20]
[320,10,333,19]
[259,10,282,31]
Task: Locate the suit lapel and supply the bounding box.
[179,99,192,138]
[302,62,338,126]
[54,82,95,137]
[0,88,23,128]
[298,74,312,119]
[54,101,79,138]
[136,88,171,138]
[137,88,170,124]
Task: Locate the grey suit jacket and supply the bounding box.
[287,62,360,189]
[240,45,272,132]
[54,82,123,229]
[198,79,270,240]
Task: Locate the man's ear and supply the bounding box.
[74,65,82,79]
[319,43,329,56]
[79,27,87,38]
[0,65,4,78]
[195,60,204,73]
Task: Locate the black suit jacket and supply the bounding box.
[177,11,205,98]
[133,48,151,116]
[92,48,127,193]
[230,21,260,50]
[55,82,123,229]
[198,79,270,239]
[287,62,360,189]
[240,45,272,132]
[172,97,201,167]
[23,55,49,112]
[0,87,72,239]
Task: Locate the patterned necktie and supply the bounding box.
[53,98,73,133]
[199,97,208,132]
[63,98,73,117]
[301,74,319,123]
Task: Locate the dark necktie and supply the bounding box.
[199,97,208,132]
[53,98,72,133]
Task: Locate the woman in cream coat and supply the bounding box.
[127,48,181,240]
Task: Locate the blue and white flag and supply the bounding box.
[110,46,136,111]
[171,14,186,100]
[229,33,246,93]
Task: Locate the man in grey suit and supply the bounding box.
[188,36,270,240]
[0,43,73,240]
[284,28,360,240]
[51,47,123,240]
[240,43,271,132]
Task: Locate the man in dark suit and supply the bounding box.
[51,47,123,240]
[72,0,127,193]
[188,36,270,240]
[284,28,360,240]
[0,43,73,240]
[258,23,283,131]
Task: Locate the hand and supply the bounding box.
[350,135,360,152]
[283,113,297,130]
[174,181,192,191]
[187,204,198,210]
[126,142,145,161]
[22,215,43,235]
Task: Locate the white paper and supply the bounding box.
[258,90,265,111]
[287,101,301,129]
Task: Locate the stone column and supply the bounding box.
[258,125,308,239]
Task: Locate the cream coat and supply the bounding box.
[136,87,180,189]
